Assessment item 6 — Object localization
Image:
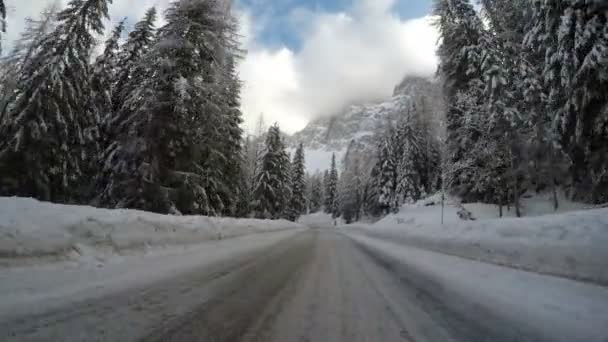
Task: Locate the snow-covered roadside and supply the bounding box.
[346,234,608,342]
[342,198,608,285]
[0,197,306,264]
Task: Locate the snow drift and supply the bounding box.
[346,203,608,285]
[0,197,306,261]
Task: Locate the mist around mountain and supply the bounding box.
[288,76,444,173]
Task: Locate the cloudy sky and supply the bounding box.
[5,0,438,133]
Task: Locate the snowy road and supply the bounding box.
[2,228,608,341]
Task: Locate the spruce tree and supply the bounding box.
[253,124,291,219]
[522,1,556,198]
[375,135,398,214]
[339,141,363,223]
[0,0,111,202]
[111,7,157,115]
[434,0,493,202]
[100,0,242,214]
[101,7,157,145]
[539,1,608,203]
[309,173,324,213]
[394,111,425,204]
[92,20,125,147]
[324,153,339,217]
[0,3,59,125]
[286,143,306,221]
[215,55,245,216]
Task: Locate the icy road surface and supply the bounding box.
[1,228,607,341]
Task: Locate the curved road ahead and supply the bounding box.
[2,228,607,342]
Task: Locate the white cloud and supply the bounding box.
[238,0,439,134]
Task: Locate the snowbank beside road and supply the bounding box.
[348,234,608,342]
[347,206,608,285]
[0,197,305,262]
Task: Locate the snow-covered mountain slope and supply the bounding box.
[288,76,442,173]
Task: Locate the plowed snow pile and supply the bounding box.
[0,197,305,261]
[346,194,608,285]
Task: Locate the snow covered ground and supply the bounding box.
[0,197,306,264]
[0,197,307,326]
[341,193,608,285]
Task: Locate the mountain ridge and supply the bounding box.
[288,76,442,173]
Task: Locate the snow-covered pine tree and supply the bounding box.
[253,124,291,219]
[394,110,425,205]
[522,1,558,202]
[375,134,398,214]
[322,169,329,203]
[434,0,492,202]
[480,21,525,215]
[91,20,124,149]
[339,141,363,223]
[0,3,59,126]
[100,7,157,149]
[536,0,608,203]
[363,161,382,217]
[0,0,111,202]
[214,54,245,216]
[286,143,306,221]
[111,7,157,116]
[100,0,242,214]
[309,173,324,213]
[324,153,339,217]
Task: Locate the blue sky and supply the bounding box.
[237,0,433,50]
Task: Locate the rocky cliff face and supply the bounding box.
[288,76,443,173]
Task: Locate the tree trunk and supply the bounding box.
[514,179,521,218]
[552,178,559,211]
[498,189,503,218]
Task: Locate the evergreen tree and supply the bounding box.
[394,111,425,204]
[91,20,125,149]
[375,134,398,213]
[435,0,506,203]
[534,0,608,203]
[309,173,324,213]
[339,141,363,223]
[286,143,306,221]
[111,7,157,116]
[324,153,339,217]
[0,3,59,125]
[100,7,157,148]
[0,0,111,202]
[100,0,242,214]
[522,1,558,201]
[253,124,291,219]
[216,55,245,216]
